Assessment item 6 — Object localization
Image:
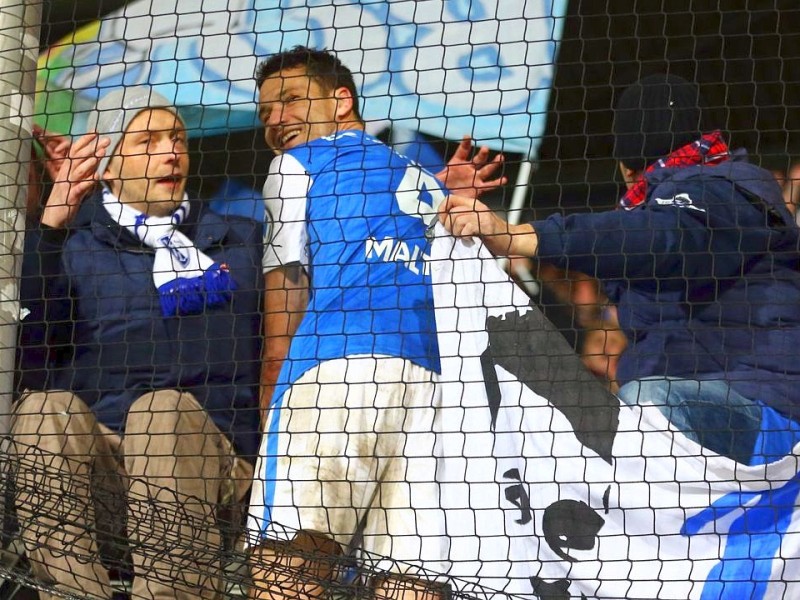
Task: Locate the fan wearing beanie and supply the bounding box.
[441,73,800,466]
[13,86,262,600]
[91,87,238,317]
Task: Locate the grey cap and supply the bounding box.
[86,86,183,177]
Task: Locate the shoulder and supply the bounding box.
[266,154,311,194]
[269,152,308,176]
[295,129,384,165]
[645,163,739,206]
[196,203,263,244]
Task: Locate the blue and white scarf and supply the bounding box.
[102,188,236,317]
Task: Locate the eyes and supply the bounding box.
[130,131,187,151]
[259,95,304,124]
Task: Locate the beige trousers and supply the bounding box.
[11,389,254,600]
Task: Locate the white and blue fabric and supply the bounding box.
[51,0,567,158]
[430,225,800,600]
[250,221,800,598]
[102,188,236,316]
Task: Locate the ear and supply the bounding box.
[333,87,355,122]
[102,158,114,183]
[102,156,120,192]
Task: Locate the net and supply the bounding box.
[2,1,800,599]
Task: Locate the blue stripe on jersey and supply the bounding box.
[259,393,284,533]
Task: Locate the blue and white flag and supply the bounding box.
[430,225,800,599]
[38,0,567,157]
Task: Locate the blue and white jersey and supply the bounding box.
[263,129,445,394]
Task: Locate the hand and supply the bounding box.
[33,125,72,182]
[435,135,507,198]
[581,322,627,393]
[41,132,110,229]
[439,194,538,257]
[783,162,800,215]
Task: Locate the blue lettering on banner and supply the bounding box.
[682,471,800,599]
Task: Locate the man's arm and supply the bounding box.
[439,194,538,257]
[18,132,108,390]
[260,263,309,422]
[258,152,311,422]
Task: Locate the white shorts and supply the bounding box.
[248,356,448,574]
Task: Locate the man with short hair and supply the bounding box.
[13,86,262,599]
[248,46,505,600]
[440,73,800,466]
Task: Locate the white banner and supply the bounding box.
[38,0,567,156]
[430,225,800,599]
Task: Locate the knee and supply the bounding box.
[127,390,203,433]
[618,378,700,409]
[15,390,78,417]
[12,391,89,438]
[618,380,668,407]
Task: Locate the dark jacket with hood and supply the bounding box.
[16,190,263,459]
[532,151,800,418]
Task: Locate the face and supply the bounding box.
[258,66,355,154]
[619,162,643,190]
[104,109,189,217]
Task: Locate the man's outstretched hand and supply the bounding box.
[436,135,507,198]
[33,125,72,182]
[40,132,110,229]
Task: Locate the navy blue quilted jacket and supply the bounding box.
[17,191,263,459]
[533,151,800,418]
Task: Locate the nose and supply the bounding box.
[267,103,285,128]
[156,136,182,162]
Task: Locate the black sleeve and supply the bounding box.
[15,225,74,395]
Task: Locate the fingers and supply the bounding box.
[50,137,71,159]
[475,149,504,174]
[34,126,71,158]
[40,132,70,157]
[478,175,508,192]
[438,136,507,197]
[440,206,480,237]
[66,151,103,185]
[57,133,110,183]
[439,194,476,217]
[448,135,473,164]
[467,145,506,195]
[472,145,490,166]
[438,195,488,238]
[70,131,109,157]
[472,145,504,167]
[66,178,97,202]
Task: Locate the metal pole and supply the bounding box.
[0,0,42,437]
[503,158,539,296]
[506,159,534,227]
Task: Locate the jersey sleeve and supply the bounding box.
[262,153,312,274]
